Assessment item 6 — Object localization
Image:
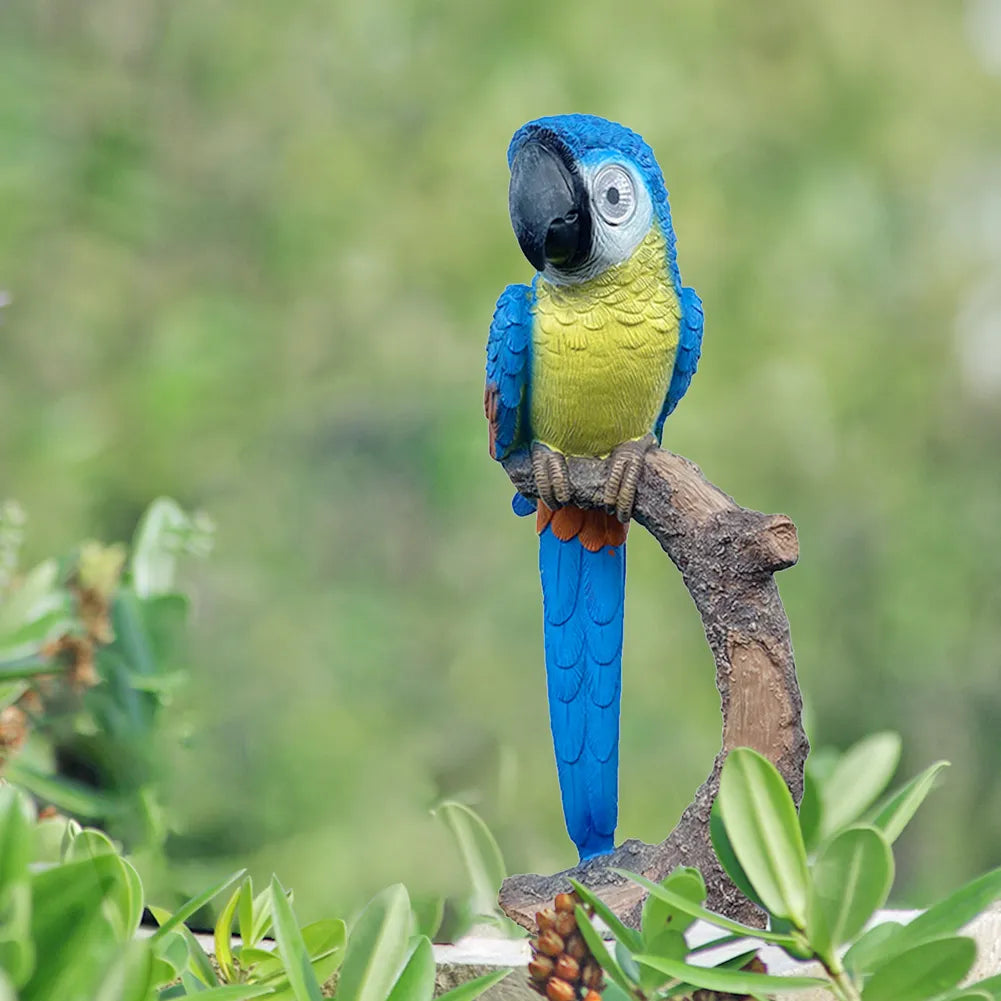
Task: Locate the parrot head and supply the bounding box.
[506,113,679,286]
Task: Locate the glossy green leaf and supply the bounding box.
[939,993,993,1001]
[114,856,146,940]
[433,801,507,920]
[820,732,901,839]
[843,921,906,975]
[573,905,635,994]
[632,953,826,993]
[150,868,246,942]
[861,935,975,1001]
[808,826,893,955]
[571,877,642,951]
[435,968,512,1001]
[868,761,949,844]
[214,881,244,981]
[337,883,412,1001]
[386,936,435,1001]
[718,747,810,926]
[270,874,324,1001]
[616,870,798,945]
[709,798,765,909]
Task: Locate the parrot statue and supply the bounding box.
[484,115,704,861]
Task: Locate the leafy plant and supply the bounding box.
[0,498,210,854]
[433,799,523,938]
[576,743,1001,1001]
[0,782,512,1001]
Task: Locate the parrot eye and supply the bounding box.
[593,165,636,225]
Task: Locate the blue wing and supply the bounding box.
[654,285,704,441]
[485,282,533,460]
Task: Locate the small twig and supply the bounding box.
[497,446,808,930]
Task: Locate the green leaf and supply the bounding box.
[178,924,220,987]
[965,973,1001,998]
[573,905,635,994]
[868,761,949,844]
[22,854,120,1000]
[270,874,324,1001]
[709,798,765,909]
[640,867,705,945]
[718,747,810,927]
[631,954,826,993]
[180,987,274,1001]
[820,732,901,839]
[130,498,206,599]
[0,679,28,711]
[251,885,275,945]
[615,870,798,946]
[635,930,686,992]
[798,769,823,853]
[4,759,121,817]
[214,881,244,981]
[238,876,256,946]
[150,868,247,943]
[411,895,445,941]
[808,826,893,957]
[843,921,906,976]
[337,883,412,1001]
[94,941,155,1001]
[433,802,508,920]
[0,882,33,988]
[435,969,512,1001]
[386,936,436,1001]
[0,784,33,902]
[570,877,643,952]
[893,868,1001,952]
[861,935,976,1001]
[0,653,58,679]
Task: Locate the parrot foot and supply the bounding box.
[531,442,571,510]
[604,433,657,523]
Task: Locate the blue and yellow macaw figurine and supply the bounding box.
[485,115,703,861]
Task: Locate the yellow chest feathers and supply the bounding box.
[530,228,680,457]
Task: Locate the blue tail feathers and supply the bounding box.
[539,522,625,860]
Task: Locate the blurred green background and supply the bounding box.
[2,0,1000,921]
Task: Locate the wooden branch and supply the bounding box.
[497,446,809,931]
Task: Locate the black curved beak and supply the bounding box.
[508,139,591,272]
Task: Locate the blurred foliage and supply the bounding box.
[0,784,511,1000]
[1,0,1000,919]
[0,497,210,888]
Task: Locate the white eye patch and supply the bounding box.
[593,165,636,225]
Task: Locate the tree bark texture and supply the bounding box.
[497,447,809,931]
